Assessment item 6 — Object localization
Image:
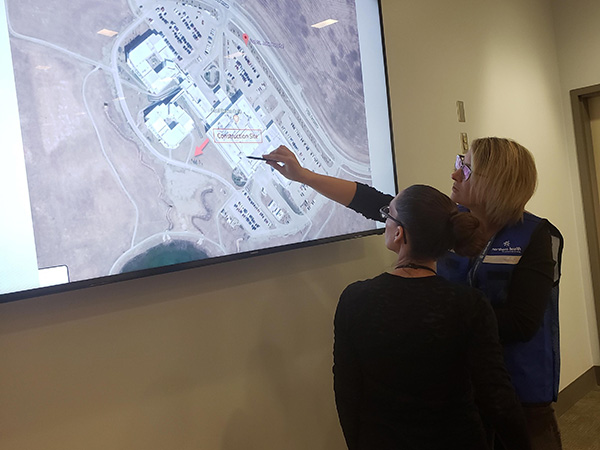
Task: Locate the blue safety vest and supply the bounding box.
[438,212,564,403]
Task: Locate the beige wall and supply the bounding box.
[1,239,394,450]
[384,0,600,386]
[551,0,600,365]
[1,0,599,449]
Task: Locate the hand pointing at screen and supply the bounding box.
[263,145,357,206]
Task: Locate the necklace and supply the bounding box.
[395,263,437,275]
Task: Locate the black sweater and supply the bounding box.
[334,273,530,450]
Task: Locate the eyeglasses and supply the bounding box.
[455,154,472,181]
[380,205,407,244]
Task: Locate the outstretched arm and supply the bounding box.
[264,145,357,206]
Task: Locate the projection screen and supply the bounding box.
[0,0,396,302]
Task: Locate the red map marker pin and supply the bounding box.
[242,33,249,45]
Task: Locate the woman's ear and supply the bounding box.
[393,225,405,244]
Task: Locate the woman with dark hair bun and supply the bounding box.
[332,185,529,449]
[391,184,486,259]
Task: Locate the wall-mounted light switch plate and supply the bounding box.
[457,101,466,122]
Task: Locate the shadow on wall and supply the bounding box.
[219,279,346,449]
[0,234,377,335]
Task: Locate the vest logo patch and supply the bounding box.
[488,239,523,263]
[483,255,522,265]
[491,242,523,254]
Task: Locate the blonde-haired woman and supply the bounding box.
[453,138,538,228]
[442,138,563,449]
[265,137,564,450]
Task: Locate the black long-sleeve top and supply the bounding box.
[347,182,555,345]
[334,273,530,450]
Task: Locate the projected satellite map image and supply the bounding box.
[4,0,374,282]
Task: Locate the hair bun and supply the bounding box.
[450,212,487,257]
[392,184,487,259]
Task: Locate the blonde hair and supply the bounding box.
[469,137,537,227]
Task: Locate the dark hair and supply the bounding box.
[393,185,486,259]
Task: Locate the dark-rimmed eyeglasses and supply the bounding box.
[455,154,472,181]
[380,205,407,244]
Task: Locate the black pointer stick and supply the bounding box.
[246,156,276,162]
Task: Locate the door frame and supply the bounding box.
[571,83,600,363]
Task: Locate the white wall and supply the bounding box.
[1,1,598,449]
